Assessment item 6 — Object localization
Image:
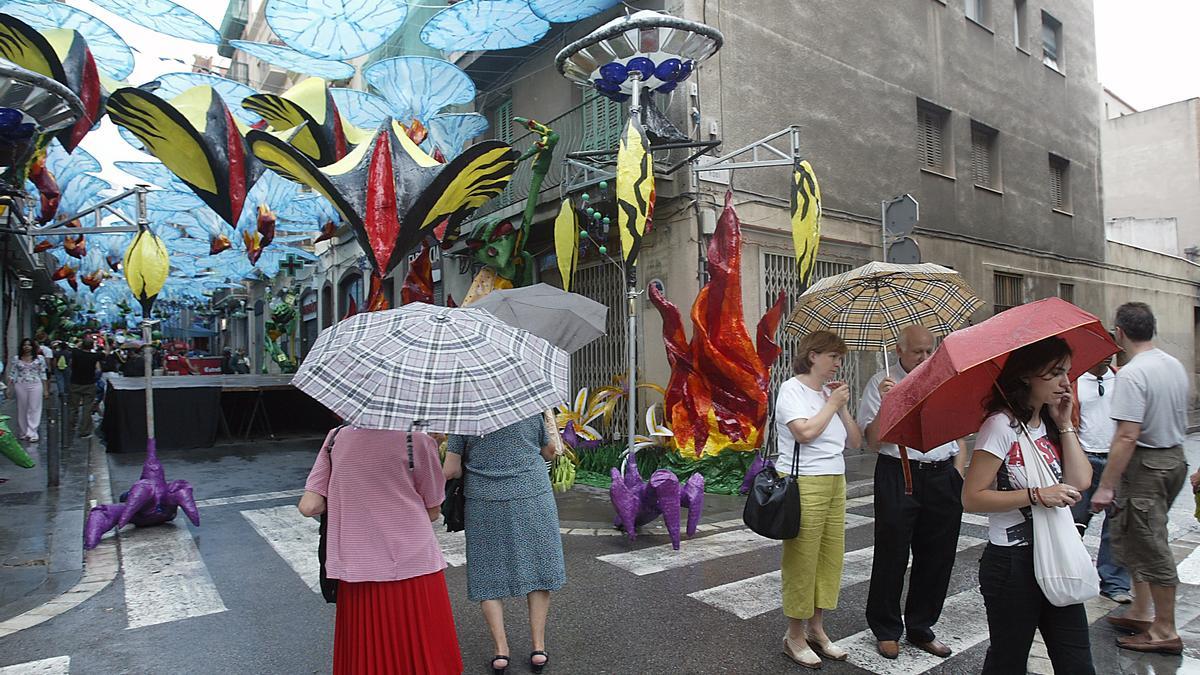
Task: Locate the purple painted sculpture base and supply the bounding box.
[739,454,772,495]
[610,458,704,550]
[84,439,199,550]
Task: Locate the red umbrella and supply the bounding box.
[878,297,1119,451]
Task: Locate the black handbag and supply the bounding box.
[442,440,467,533]
[317,425,345,604]
[743,441,801,540]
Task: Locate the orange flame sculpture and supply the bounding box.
[401,240,434,305]
[649,193,787,458]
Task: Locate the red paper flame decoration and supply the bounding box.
[401,240,434,305]
[649,193,787,458]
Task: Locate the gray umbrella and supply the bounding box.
[467,283,608,354]
[293,303,569,435]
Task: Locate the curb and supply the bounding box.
[0,437,118,639]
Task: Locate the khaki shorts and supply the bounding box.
[1112,445,1188,586]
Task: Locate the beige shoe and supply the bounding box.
[806,634,848,661]
[783,635,823,669]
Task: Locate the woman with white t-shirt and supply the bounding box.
[775,330,863,669]
[962,336,1095,674]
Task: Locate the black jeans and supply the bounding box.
[865,455,963,643]
[979,543,1095,674]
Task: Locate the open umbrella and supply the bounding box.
[294,303,570,435]
[466,283,607,354]
[878,297,1118,451]
[784,262,982,373]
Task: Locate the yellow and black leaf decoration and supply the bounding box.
[791,159,822,286]
[107,85,265,227]
[0,14,108,152]
[616,117,655,272]
[241,77,361,168]
[247,120,516,277]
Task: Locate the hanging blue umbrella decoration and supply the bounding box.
[0,0,135,80]
[362,56,475,125]
[265,0,409,60]
[88,0,221,44]
[230,40,355,81]
[420,0,550,52]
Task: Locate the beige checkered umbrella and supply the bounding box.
[783,262,983,350]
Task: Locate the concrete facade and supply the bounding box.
[1101,97,1200,258]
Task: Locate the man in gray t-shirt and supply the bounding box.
[1092,302,1191,655]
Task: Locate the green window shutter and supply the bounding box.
[496,98,513,144]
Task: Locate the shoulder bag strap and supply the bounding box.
[791,440,801,478]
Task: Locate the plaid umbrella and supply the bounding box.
[294,303,570,435]
[783,262,983,349]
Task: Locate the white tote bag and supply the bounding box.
[1019,426,1100,607]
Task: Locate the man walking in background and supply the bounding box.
[1070,352,1131,603]
[858,325,968,660]
[67,338,102,438]
[1092,302,1190,655]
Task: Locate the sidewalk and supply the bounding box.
[0,397,91,623]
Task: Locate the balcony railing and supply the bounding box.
[470,93,623,221]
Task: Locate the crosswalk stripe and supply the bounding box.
[836,586,990,674]
[436,527,467,567]
[196,489,305,508]
[121,523,227,630]
[242,506,322,593]
[1178,544,1200,585]
[0,656,70,674]
[688,535,985,620]
[599,512,873,576]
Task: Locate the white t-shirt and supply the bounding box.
[857,364,960,462]
[774,377,847,476]
[974,412,1064,547]
[1076,369,1115,453]
[1110,348,1189,449]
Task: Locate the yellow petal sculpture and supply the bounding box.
[615,117,655,272]
[123,229,169,317]
[553,199,579,291]
[791,159,822,286]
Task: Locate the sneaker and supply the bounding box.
[1103,591,1133,604]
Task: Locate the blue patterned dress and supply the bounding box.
[446,415,566,602]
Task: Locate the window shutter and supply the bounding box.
[917,108,944,171]
[496,98,513,145]
[1050,163,1064,208]
[971,128,991,186]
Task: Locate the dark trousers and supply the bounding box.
[979,544,1095,674]
[865,455,963,643]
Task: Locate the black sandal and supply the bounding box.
[491,655,509,675]
[530,650,549,674]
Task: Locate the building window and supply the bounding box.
[1058,282,1074,304]
[228,61,249,83]
[1013,0,1028,50]
[580,93,624,152]
[1042,11,1062,71]
[970,122,999,189]
[994,272,1023,314]
[965,0,989,26]
[916,101,950,174]
[1049,154,1070,211]
[492,96,513,144]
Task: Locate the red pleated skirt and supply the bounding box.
[333,571,463,675]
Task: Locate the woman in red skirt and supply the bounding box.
[300,427,463,674]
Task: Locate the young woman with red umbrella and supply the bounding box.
[962,336,1095,673]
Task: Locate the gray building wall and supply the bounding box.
[692,0,1104,262]
[1101,98,1200,256]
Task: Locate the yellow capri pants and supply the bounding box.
[781,474,846,619]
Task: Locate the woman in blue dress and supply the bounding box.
[444,414,565,675]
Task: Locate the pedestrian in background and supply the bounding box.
[775,329,863,669]
[962,336,1095,674]
[52,341,71,403]
[858,325,966,660]
[298,427,462,674]
[6,338,48,443]
[67,337,102,438]
[443,415,565,675]
[1069,352,1132,603]
[1091,302,1190,655]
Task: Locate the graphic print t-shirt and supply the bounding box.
[974,412,1063,547]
